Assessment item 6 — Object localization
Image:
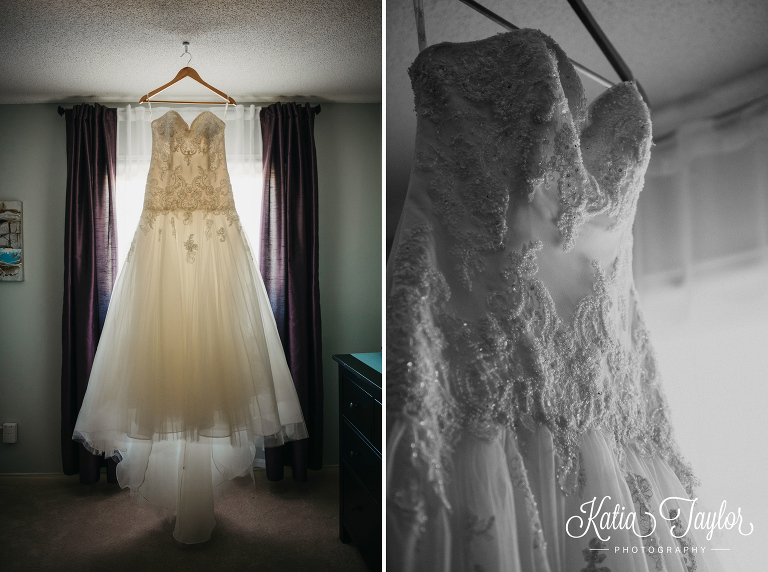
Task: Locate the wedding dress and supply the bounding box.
[387,30,735,571]
[73,110,308,544]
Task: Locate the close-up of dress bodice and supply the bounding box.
[387,30,715,571]
[399,28,652,315]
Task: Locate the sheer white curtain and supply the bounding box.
[636,97,768,285]
[635,98,768,571]
[115,104,263,272]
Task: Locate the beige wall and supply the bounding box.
[0,102,381,473]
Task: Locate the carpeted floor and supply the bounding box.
[0,466,369,572]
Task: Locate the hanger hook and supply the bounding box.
[181,41,192,67]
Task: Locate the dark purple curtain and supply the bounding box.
[260,103,323,482]
[61,103,118,484]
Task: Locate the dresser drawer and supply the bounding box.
[341,372,374,441]
[341,419,381,506]
[372,395,381,452]
[334,353,382,570]
[342,464,382,571]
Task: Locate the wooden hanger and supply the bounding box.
[139,43,236,105]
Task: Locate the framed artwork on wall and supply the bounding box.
[0,200,23,281]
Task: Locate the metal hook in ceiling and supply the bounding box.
[180,41,192,67]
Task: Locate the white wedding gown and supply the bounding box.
[73,110,308,544]
[387,30,735,571]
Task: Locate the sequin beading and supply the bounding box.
[139,110,239,232]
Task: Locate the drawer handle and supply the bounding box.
[348,401,360,409]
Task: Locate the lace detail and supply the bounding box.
[387,28,697,562]
[669,508,698,572]
[581,82,653,232]
[184,234,198,264]
[581,538,611,572]
[465,512,495,542]
[387,224,456,516]
[408,30,564,286]
[625,473,663,570]
[506,435,549,560]
[139,111,239,232]
[547,118,604,250]
[465,512,495,572]
[392,233,696,499]
[217,227,226,242]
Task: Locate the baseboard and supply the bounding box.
[0,472,62,476]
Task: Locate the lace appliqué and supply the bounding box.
[533,245,694,495]
[387,232,698,561]
[409,31,564,289]
[126,241,135,263]
[140,111,239,232]
[217,227,226,242]
[140,167,239,231]
[581,538,611,572]
[387,224,457,525]
[546,118,605,250]
[391,231,697,502]
[466,513,495,542]
[581,82,652,232]
[506,436,549,561]
[465,512,495,572]
[625,473,663,570]
[205,219,214,239]
[184,234,198,264]
[669,508,698,572]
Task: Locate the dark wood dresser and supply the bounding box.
[333,353,382,572]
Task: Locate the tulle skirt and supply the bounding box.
[73,210,308,543]
[388,423,737,571]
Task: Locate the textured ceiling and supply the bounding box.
[386,0,768,252]
[0,0,382,104]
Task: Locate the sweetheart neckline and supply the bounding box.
[152,109,225,131]
[411,29,648,131]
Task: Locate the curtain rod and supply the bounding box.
[58,104,322,116]
[454,0,650,107]
[653,92,768,144]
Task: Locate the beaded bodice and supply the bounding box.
[139,110,239,231]
[387,30,693,518]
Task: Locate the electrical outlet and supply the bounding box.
[3,422,18,443]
